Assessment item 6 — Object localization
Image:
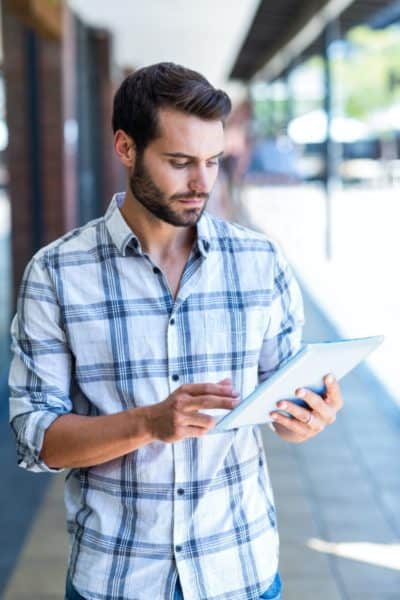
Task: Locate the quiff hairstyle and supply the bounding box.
[112,62,232,153]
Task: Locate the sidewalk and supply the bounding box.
[3,188,400,598]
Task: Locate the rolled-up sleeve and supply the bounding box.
[258,244,305,384]
[9,255,72,473]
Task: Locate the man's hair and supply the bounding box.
[112,62,232,153]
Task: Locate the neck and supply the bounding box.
[119,188,196,262]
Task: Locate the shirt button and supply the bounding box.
[170,318,175,325]
[177,488,184,495]
[172,374,179,382]
[259,458,263,466]
[175,545,182,552]
[153,266,161,274]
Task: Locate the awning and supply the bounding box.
[230,0,395,82]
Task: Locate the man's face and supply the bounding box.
[129,107,225,227]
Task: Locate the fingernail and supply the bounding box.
[232,390,240,397]
[279,401,287,409]
[296,389,306,398]
[270,413,278,421]
[326,374,335,384]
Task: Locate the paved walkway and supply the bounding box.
[2,191,400,599]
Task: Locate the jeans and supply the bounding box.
[173,572,282,599]
[65,572,282,599]
[65,575,85,599]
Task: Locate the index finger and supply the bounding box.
[182,394,240,412]
[181,382,238,397]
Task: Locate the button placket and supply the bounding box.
[172,446,187,560]
[169,306,186,561]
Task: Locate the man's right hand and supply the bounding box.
[143,379,239,443]
[39,379,238,469]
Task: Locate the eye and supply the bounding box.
[171,161,189,169]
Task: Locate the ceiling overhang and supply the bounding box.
[230,0,395,82]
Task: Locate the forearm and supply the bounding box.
[40,407,153,469]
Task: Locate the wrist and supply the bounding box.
[131,406,155,444]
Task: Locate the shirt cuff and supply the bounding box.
[15,410,65,473]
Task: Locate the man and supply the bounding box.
[9,63,343,600]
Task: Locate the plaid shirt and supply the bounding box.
[9,193,304,600]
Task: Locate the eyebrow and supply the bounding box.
[162,151,224,160]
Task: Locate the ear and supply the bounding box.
[114,130,136,167]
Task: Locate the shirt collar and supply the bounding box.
[104,192,211,258]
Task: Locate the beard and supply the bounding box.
[129,153,209,227]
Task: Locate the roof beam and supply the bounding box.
[254,0,355,81]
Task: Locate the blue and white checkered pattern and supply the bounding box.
[9,193,304,600]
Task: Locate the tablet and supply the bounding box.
[212,335,384,432]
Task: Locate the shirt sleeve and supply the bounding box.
[8,255,73,473]
[258,244,305,384]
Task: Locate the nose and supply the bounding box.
[188,165,209,194]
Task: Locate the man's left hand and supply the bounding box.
[269,374,343,443]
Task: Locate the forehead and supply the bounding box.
[151,107,224,157]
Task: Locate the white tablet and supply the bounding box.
[212,335,384,432]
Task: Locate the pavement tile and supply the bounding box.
[351,433,400,451]
[267,471,306,494]
[324,521,396,544]
[312,479,373,501]
[381,492,400,533]
[3,476,67,599]
[279,541,333,578]
[278,521,320,544]
[359,595,400,600]
[336,558,400,595]
[372,472,400,490]
[3,556,66,598]
[281,577,343,600]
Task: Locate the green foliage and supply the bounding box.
[251,25,400,130]
[337,26,400,119]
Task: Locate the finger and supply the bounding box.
[182,394,239,412]
[183,412,216,429]
[324,374,344,411]
[181,382,238,398]
[275,401,316,426]
[294,387,336,423]
[184,425,212,438]
[277,398,336,427]
[269,411,314,436]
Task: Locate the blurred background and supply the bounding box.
[1,0,400,598]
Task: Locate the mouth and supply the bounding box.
[177,197,205,206]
